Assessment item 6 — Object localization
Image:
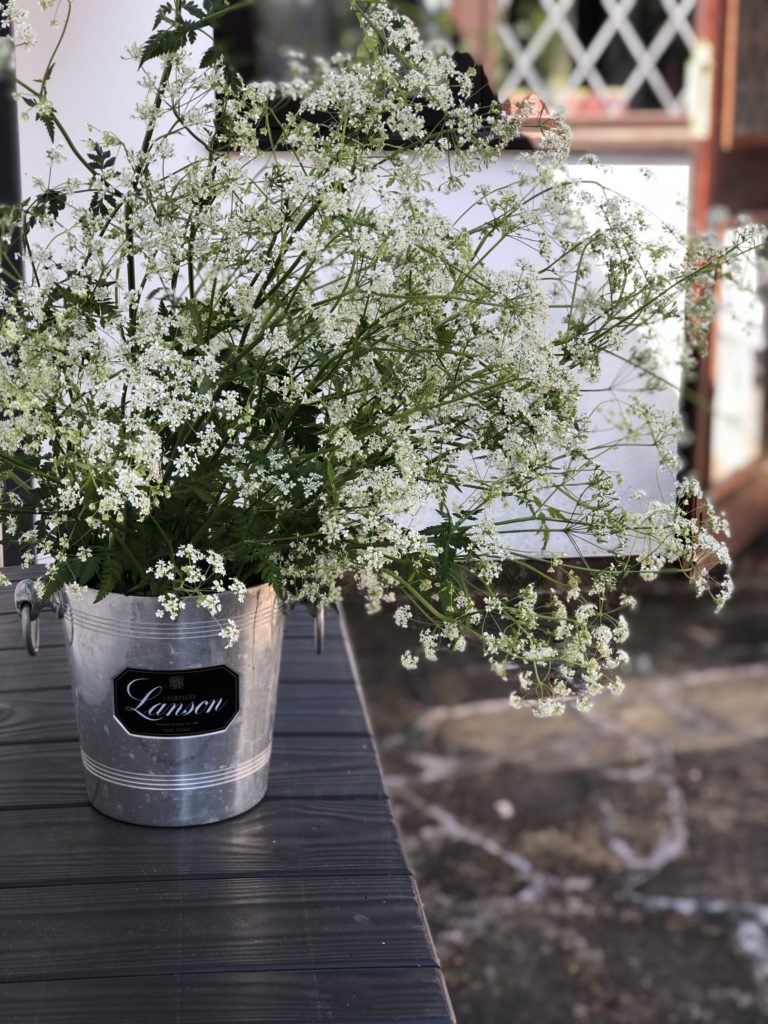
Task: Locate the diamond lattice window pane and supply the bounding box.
[497,0,697,116]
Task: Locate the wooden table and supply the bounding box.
[0,568,454,1023]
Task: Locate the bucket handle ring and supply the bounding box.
[307,603,325,655]
[284,597,326,655]
[14,579,67,657]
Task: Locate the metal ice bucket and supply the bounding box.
[16,580,286,827]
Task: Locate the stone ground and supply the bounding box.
[343,544,768,1023]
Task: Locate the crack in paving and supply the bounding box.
[597,763,689,876]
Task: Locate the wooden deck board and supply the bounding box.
[0,568,454,1022]
[0,799,408,889]
[0,875,437,983]
[0,734,386,809]
[0,968,455,1024]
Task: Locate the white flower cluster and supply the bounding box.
[149,547,246,646]
[0,0,760,711]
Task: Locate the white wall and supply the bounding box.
[416,153,691,554]
[710,231,766,484]
[15,1,160,190]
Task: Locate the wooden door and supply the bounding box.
[689,0,768,551]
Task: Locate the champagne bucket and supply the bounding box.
[58,585,285,827]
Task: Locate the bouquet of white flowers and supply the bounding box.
[0,0,758,714]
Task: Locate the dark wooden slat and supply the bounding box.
[283,611,352,677]
[286,610,348,648]
[0,734,385,810]
[0,875,436,983]
[276,681,367,733]
[0,687,74,743]
[0,613,65,649]
[0,967,455,1024]
[268,735,385,798]
[0,741,87,807]
[284,627,353,655]
[0,681,368,746]
[0,799,406,888]
[280,653,356,684]
[0,646,71,691]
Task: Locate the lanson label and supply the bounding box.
[113,666,239,737]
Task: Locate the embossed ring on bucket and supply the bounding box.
[63,584,285,827]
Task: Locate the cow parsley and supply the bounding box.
[0,0,761,712]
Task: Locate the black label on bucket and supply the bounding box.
[113,666,240,737]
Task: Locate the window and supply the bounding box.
[496,0,696,118]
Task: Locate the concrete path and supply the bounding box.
[346,552,768,1023]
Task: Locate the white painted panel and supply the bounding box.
[710,231,766,483]
[16,2,158,188]
[15,1,203,189]
[408,153,691,555]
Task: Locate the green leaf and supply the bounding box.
[199,44,220,69]
[152,3,173,30]
[44,189,67,218]
[87,142,117,174]
[89,191,120,218]
[142,0,243,67]
[36,110,56,143]
[139,27,189,66]
[40,61,56,88]
[76,553,103,588]
[96,551,122,601]
[26,188,67,229]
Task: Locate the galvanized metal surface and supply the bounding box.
[64,584,285,827]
